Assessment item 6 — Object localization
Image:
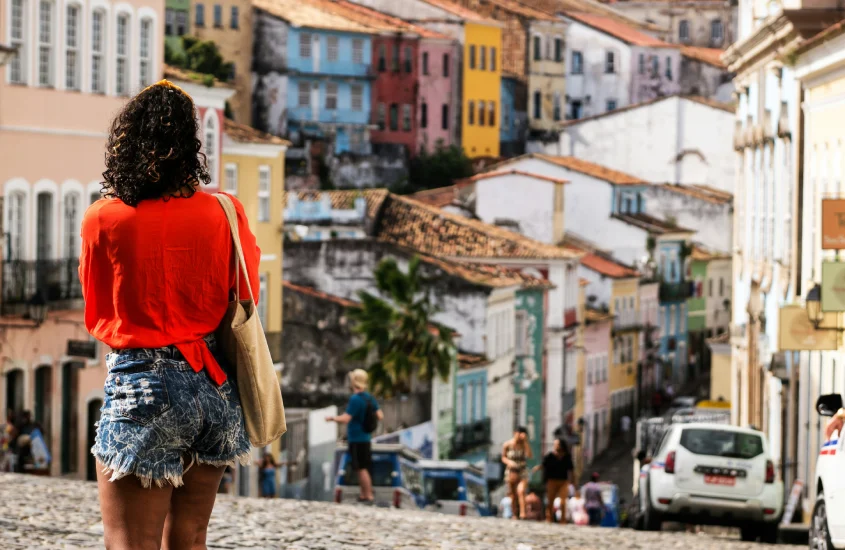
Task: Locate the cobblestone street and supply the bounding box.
[0,473,803,549]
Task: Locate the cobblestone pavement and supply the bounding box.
[0,474,803,549]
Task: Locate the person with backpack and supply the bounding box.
[326,369,383,503]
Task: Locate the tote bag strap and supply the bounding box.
[215,193,255,304]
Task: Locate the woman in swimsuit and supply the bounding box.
[501,426,533,519]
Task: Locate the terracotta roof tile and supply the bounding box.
[252,0,374,32]
[459,352,490,369]
[580,253,640,278]
[681,46,726,68]
[282,189,389,220]
[792,16,845,56]
[484,0,558,21]
[311,0,452,38]
[421,0,499,23]
[163,64,235,89]
[613,212,694,235]
[461,169,569,185]
[657,183,732,205]
[410,183,472,207]
[376,194,582,260]
[224,119,290,146]
[485,154,647,186]
[522,0,663,33]
[564,11,676,47]
[283,280,360,308]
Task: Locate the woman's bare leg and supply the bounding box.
[96,461,173,550]
[162,464,225,550]
[517,480,527,520]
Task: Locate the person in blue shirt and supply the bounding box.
[326,369,383,503]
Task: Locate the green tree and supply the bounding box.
[395,142,474,195]
[166,36,233,83]
[345,257,456,398]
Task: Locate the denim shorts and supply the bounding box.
[91,336,251,488]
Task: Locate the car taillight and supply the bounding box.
[765,460,775,484]
[665,451,676,474]
[393,488,402,508]
[334,488,342,503]
[459,503,467,516]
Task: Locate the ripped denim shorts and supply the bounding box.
[91,335,251,488]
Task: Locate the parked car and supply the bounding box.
[811,393,845,549]
[333,443,420,508]
[637,422,783,542]
[408,459,492,516]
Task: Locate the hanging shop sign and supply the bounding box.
[822,262,845,312]
[778,305,840,351]
[822,199,845,249]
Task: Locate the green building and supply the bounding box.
[515,287,546,475]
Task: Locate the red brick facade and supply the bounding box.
[370,36,421,156]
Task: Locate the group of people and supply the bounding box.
[1,410,50,474]
[500,429,606,526]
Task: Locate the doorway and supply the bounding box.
[5,369,24,418]
[61,362,81,475]
[34,366,53,447]
[86,399,103,481]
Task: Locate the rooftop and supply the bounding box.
[785,13,845,57]
[458,352,491,370]
[485,154,648,186]
[681,46,727,68]
[691,244,731,261]
[460,169,569,186]
[656,183,732,205]
[283,280,359,308]
[310,0,452,38]
[482,0,559,21]
[376,194,583,261]
[559,95,735,128]
[613,212,694,235]
[418,0,499,24]
[224,119,291,146]
[252,0,374,33]
[580,253,640,279]
[409,183,473,208]
[563,11,677,48]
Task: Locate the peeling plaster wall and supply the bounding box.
[643,186,732,253]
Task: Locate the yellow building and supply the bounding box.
[610,276,640,425]
[462,21,502,158]
[222,119,289,358]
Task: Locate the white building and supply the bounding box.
[561,11,681,120]
[535,94,736,193]
[643,183,733,253]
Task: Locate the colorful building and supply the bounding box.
[582,306,612,464]
[453,355,491,465]
[514,287,547,471]
[656,238,693,389]
[500,74,527,157]
[687,245,732,386]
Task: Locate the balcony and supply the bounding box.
[613,311,642,334]
[2,259,82,315]
[659,281,692,302]
[450,417,491,457]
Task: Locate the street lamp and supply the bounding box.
[805,283,845,331]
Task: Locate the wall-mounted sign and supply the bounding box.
[778,305,840,351]
[66,340,97,359]
[822,262,845,311]
[822,199,845,249]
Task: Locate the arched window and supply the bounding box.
[204,115,218,186]
[139,18,152,88]
[63,192,80,258]
[116,13,130,95]
[9,0,27,84]
[36,191,54,260]
[7,191,27,260]
[91,10,106,93]
[65,4,81,90]
[38,0,55,87]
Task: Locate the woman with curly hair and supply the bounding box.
[80,80,259,549]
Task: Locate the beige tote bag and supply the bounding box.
[215,193,286,447]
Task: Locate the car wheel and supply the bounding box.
[759,523,778,544]
[643,483,662,532]
[811,494,834,550]
[740,525,759,542]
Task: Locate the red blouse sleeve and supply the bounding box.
[223,193,261,304]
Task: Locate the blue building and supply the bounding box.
[452,357,491,465]
[655,238,693,388]
[500,75,527,158]
[252,0,374,154]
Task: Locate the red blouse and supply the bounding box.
[79,191,261,385]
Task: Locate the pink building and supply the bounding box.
[639,280,660,410]
[583,308,612,464]
[417,38,460,152]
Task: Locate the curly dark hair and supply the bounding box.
[102,82,210,206]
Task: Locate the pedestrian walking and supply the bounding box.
[502,427,533,520]
[532,438,574,523]
[257,453,278,498]
[582,472,605,526]
[326,369,383,504]
[82,80,260,548]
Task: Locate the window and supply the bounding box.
[480,45,486,70]
[651,55,659,77]
[90,191,100,205]
[570,100,582,120]
[325,82,337,110]
[327,36,338,62]
[553,93,561,121]
[404,46,412,73]
[63,193,80,258]
[719,278,725,297]
[377,103,386,130]
[679,19,690,42]
[533,35,541,61]
[443,53,450,77]
[9,0,26,84]
[257,274,268,326]
[297,81,310,107]
[606,99,617,111]
[195,4,204,27]
[139,19,152,88]
[36,192,53,260]
[352,39,364,64]
[176,11,187,35]
[7,192,26,260]
[213,4,221,27]
[441,104,449,130]
[65,5,80,90]
[711,19,724,44]
[378,44,386,71]
[38,0,54,87]
[402,104,411,131]
[422,52,429,75]
[665,56,672,80]
[421,102,428,128]
[478,102,485,127]
[204,115,217,186]
[555,38,563,62]
[224,164,238,194]
[469,45,476,69]
[389,103,399,131]
[391,44,400,72]
[116,14,129,95]
[638,53,645,75]
[488,101,495,126]
[571,51,583,74]
[605,51,615,73]
[258,166,271,222]
[351,85,363,111]
[680,429,763,459]
[299,34,312,58]
[468,100,475,125]
[231,6,239,28]
[490,47,496,71]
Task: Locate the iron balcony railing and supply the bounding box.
[451,417,492,456]
[659,281,692,302]
[2,259,83,314]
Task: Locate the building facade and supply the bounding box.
[679,46,734,102]
[604,0,737,49]
[582,307,611,464]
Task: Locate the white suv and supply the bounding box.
[639,422,783,541]
[812,393,845,549]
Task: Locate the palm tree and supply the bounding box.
[345,256,457,398]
